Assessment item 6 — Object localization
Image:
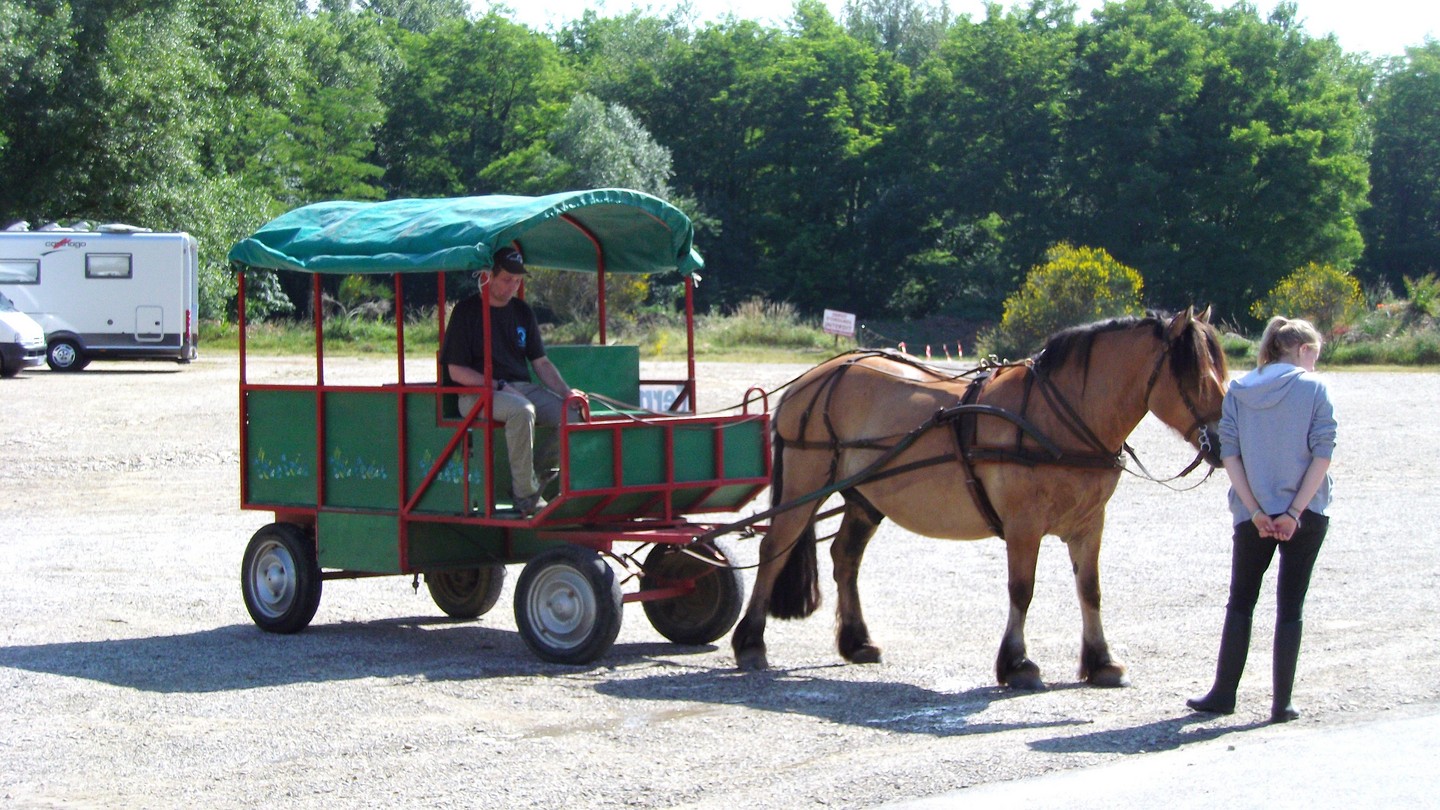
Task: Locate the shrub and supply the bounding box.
[978,243,1145,359]
[1219,330,1255,363]
[1250,263,1364,338]
[706,298,824,350]
[1403,273,1439,323]
[525,271,649,335]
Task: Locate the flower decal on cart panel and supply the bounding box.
[415,449,465,485]
[253,449,310,481]
[329,448,389,481]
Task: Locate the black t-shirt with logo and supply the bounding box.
[440,294,545,383]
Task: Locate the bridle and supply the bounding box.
[1137,332,1223,482]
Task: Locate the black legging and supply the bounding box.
[1226,510,1329,623]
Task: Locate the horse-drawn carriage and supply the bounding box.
[229,189,769,664]
[231,188,1232,685]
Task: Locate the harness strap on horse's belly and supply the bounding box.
[954,373,1007,538]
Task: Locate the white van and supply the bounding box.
[0,290,46,377]
[0,223,200,370]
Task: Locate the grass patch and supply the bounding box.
[204,317,442,357]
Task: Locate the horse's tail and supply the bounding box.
[766,430,821,619]
[769,523,820,619]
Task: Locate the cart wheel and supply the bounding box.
[46,339,89,372]
[514,546,622,665]
[641,542,744,645]
[241,522,322,634]
[425,566,506,619]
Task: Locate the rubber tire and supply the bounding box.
[514,545,622,665]
[241,522,322,634]
[425,565,506,619]
[46,339,89,372]
[0,357,16,378]
[640,542,744,645]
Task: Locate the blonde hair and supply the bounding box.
[1257,316,1322,366]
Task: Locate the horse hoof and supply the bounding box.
[1086,664,1130,688]
[1004,672,1047,691]
[845,644,882,664]
[735,648,769,671]
[1000,660,1046,690]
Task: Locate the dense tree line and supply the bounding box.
[2,0,1437,326]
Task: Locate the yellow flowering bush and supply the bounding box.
[980,243,1145,359]
[1250,263,1364,338]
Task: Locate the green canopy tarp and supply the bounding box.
[227,188,703,276]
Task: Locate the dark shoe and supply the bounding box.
[1271,620,1304,724]
[1187,608,1252,716]
[1186,692,1237,715]
[514,493,547,517]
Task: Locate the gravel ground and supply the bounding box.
[2,353,1437,808]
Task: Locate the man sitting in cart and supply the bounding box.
[442,246,586,517]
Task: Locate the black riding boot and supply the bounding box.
[1188,608,1252,715]
[1271,620,1303,723]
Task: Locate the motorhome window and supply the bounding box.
[86,253,133,279]
[0,259,40,283]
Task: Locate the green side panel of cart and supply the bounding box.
[324,391,399,510]
[317,511,400,572]
[558,416,766,519]
[720,419,766,480]
[405,392,469,514]
[246,389,318,506]
[547,345,640,407]
[405,523,558,569]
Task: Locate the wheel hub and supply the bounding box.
[251,543,295,617]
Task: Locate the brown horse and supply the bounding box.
[732,309,1229,688]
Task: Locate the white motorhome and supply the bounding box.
[0,223,200,370]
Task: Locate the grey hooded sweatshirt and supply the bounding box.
[1218,362,1337,526]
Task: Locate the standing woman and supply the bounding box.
[1188,317,1336,723]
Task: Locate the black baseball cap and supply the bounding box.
[492,246,526,275]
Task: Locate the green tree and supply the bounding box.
[743,0,899,312]
[628,18,782,308]
[483,93,677,334]
[1363,40,1440,289]
[842,0,951,68]
[280,11,390,204]
[350,0,467,33]
[376,14,573,197]
[898,1,1078,312]
[556,7,694,114]
[481,93,675,196]
[0,0,216,224]
[1066,0,1370,321]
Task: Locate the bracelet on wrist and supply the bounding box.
[1286,508,1302,520]
[1250,508,1264,521]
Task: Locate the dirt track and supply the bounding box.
[2,354,1437,808]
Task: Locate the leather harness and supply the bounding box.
[774,346,1199,540]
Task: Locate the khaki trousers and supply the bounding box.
[459,382,567,499]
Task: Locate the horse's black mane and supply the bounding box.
[1032,315,1161,376]
[1032,312,1225,388]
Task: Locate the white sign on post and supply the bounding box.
[822,309,856,338]
[640,383,685,412]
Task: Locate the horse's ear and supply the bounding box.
[1166,307,1195,340]
[1197,305,1212,324]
